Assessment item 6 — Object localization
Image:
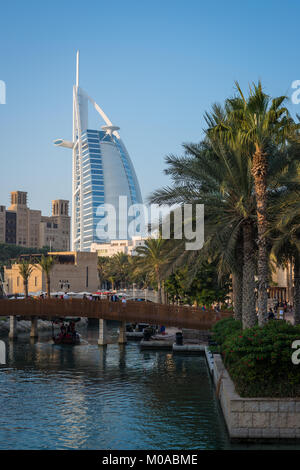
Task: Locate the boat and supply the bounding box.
[52,317,81,345]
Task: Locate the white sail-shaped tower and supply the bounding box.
[54,52,143,251]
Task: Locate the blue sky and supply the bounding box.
[0,0,300,215]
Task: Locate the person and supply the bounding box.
[63,292,69,300]
[268,308,275,320]
[122,296,127,306]
[160,325,166,335]
[60,324,66,339]
[83,293,87,300]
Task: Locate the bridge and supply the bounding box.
[0,298,231,343]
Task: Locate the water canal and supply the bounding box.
[0,323,299,450]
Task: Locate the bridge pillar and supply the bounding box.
[30,316,38,338]
[118,321,127,344]
[98,319,108,346]
[9,316,18,340]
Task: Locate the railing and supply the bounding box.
[0,299,232,330]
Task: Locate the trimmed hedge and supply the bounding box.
[211,317,300,397]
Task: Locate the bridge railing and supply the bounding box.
[0,299,232,330]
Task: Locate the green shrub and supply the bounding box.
[212,318,300,397]
[211,317,242,348]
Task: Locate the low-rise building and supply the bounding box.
[4,251,98,295]
[90,236,146,257]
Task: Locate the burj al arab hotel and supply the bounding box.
[54,52,143,251]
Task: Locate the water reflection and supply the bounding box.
[0,326,299,450]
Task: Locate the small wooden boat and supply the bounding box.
[53,332,80,345]
[52,318,81,345]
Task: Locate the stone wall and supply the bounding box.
[213,354,300,439]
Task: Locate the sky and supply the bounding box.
[0,0,300,215]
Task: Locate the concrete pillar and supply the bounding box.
[9,316,18,341]
[118,321,127,344]
[30,316,38,338]
[98,319,108,346]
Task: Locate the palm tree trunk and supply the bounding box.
[294,256,300,325]
[252,146,268,325]
[46,275,50,298]
[232,270,242,322]
[242,221,256,329]
[24,280,28,298]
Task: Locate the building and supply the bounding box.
[0,191,70,251]
[4,251,98,295]
[54,51,143,252]
[40,200,70,251]
[90,236,146,257]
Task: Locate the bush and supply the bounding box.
[212,318,300,397]
[211,317,242,348]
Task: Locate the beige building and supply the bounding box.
[4,251,99,295]
[270,263,293,303]
[0,205,6,243]
[0,191,70,251]
[90,236,146,257]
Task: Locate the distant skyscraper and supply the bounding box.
[54,51,143,251]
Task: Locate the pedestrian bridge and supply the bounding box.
[0,299,231,330]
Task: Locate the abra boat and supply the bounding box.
[52,317,81,345]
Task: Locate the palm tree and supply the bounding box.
[97,256,109,289]
[111,252,130,289]
[136,238,170,303]
[149,128,300,328]
[18,259,33,298]
[149,138,257,327]
[207,82,298,324]
[37,255,56,297]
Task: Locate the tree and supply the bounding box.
[149,139,257,327]
[110,252,130,289]
[37,255,56,297]
[149,112,300,327]
[18,259,33,298]
[208,82,298,324]
[97,256,110,289]
[135,238,170,303]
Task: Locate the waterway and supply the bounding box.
[0,323,299,450]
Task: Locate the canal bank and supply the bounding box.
[0,325,300,450]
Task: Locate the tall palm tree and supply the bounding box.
[149,129,300,327]
[18,259,33,298]
[136,238,170,303]
[37,255,56,297]
[207,81,298,324]
[150,138,257,327]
